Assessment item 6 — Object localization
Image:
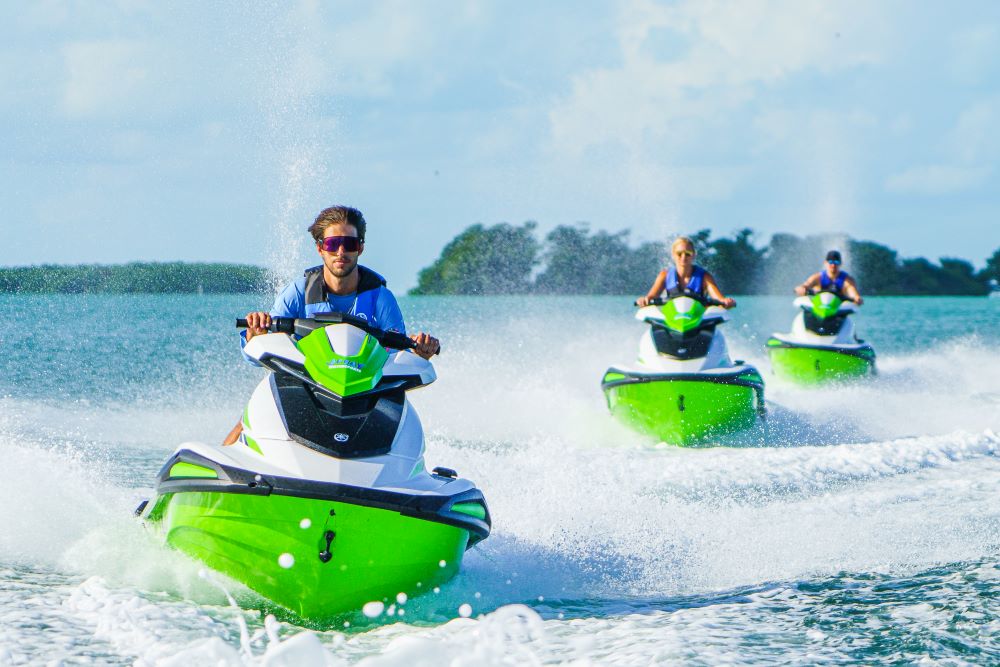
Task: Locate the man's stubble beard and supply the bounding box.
[326,257,357,279]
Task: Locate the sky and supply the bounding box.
[2,0,999,289]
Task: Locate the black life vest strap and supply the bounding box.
[303,265,387,306]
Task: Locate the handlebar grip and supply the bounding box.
[381,332,417,350]
[236,318,248,328]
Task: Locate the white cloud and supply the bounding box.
[949,24,1000,84]
[885,165,989,195]
[948,95,1000,162]
[61,40,154,117]
[886,94,1000,196]
[321,1,485,98]
[548,0,890,158]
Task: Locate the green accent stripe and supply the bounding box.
[450,502,487,520]
[168,462,219,479]
[244,434,263,455]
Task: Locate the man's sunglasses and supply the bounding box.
[827,259,841,265]
[320,236,362,253]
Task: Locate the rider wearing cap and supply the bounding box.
[795,250,864,304]
[636,236,736,308]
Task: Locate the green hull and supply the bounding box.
[602,372,763,446]
[148,490,469,620]
[767,339,875,385]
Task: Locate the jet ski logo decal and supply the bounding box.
[334,433,350,442]
[327,359,364,372]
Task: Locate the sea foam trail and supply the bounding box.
[437,429,1000,610]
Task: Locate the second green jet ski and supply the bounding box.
[766,292,876,384]
[602,296,765,446]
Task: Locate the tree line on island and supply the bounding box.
[1,227,997,296]
[411,222,1000,296]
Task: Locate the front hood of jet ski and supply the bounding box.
[601,365,765,446]
[766,335,876,384]
[140,447,490,620]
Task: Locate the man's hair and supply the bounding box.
[308,206,366,243]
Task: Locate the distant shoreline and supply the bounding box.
[1,259,996,296]
[0,262,268,294]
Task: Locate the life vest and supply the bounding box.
[665,265,707,298]
[302,265,387,325]
[819,270,849,296]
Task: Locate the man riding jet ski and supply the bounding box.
[137,207,490,621]
[602,237,765,445]
[767,249,876,383]
[224,205,439,445]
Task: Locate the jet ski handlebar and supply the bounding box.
[635,295,728,308]
[236,313,417,350]
[808,289,858,304]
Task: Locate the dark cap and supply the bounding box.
[825,250,842,263]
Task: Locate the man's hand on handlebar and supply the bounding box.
[410,332,440,359]
[244,311,271,342]
[720,297,736,308]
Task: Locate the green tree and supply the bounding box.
[702,229,765,294]
[979,247,1000,288]
[410,222,539,295]
[847,240,900,295]
[938,258,990,295]
[534,225,656,294]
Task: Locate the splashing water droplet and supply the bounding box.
[396,592,408,604]
[362,601,385,618]
[458,603,472,618]
[439,560,447,568]
[474,592,481,599]
[299,518,311,529]
[433,587,441,594]
[278,553,295,568]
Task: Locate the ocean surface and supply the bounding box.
[1,294,998,665]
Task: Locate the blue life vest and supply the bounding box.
[302,265,386,325]
[665,265,707,298]
[819,270,849,295]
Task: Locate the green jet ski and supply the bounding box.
[136,313,490,621]
[766,292,876,384]
[601,295,765,446]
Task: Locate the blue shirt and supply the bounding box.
[269,276,405,333]
[241,274,406,363]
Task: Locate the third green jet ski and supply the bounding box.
[766,292,876,384]
[602,295,765,446]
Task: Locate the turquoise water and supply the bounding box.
[1,294,998,664]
